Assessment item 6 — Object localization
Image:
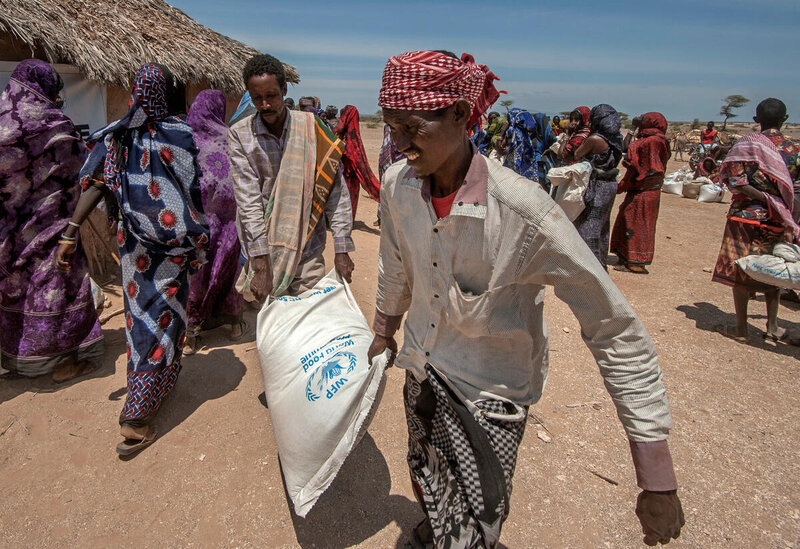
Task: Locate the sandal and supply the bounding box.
[613,263,649,274]
[229,320,248,342]
[763,326,788,342]
[52,360,98,383]
[183,334,200,356]
[116,424,157,456]
[715,324,748,344]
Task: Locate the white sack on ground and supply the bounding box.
[736,252,800,289]
[662,179,684,195]
[547,161,592,221]
[697,183,725,203]
[256,269,388,517]
[663,167,692,196]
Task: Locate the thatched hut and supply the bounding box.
[0,0,299,281]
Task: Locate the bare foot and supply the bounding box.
[184,335,198,356]
[764,326,788,342]
[52,361,96,383]
[715,324,748,343]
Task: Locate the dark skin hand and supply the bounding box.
[636,490,685,546]
[249,255,273,301]
[334,252,355,283]
[367,335,398,366]
[55,183,105,272]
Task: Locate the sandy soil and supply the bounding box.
[1,123,799,549]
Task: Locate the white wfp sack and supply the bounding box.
[547,161,592,221]
[662,167,692,195]
[256,269,389,517]
[697,182,725,203]
[735,244,800,289]
[662,177,683,195]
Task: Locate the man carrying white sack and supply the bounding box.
[367,50,684,549]
[229,54,355,300]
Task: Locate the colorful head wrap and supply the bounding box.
[378,51,501,127]
[573,106,590,128]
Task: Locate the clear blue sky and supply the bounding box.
[171,0,800,123]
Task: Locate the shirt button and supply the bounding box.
[431,323,435,328]
[433,262,438,267]
[458,201,464,206]
[433,228,438,233]
[434,294,439,298]
[425,352,430,356]
[474,201,479,206]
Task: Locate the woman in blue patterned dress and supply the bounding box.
[56,64,208,456]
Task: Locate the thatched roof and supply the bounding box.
[0,0,299,93]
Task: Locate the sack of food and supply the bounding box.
[682,180,703,199]
[773,242,800,263]
[256,269,390,517]
[547,161,592,221]
[735,253,800,289]
[662,179,684,195]
[697,183,725,203]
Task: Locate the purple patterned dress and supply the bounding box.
[0,60,104,376]
[80,64,208,426]
[186,90,243,331]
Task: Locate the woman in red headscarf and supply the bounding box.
[610,112,671,273]
[334,105,381,221]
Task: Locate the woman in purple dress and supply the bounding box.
[184,90,244,353]
[0,59,104,381]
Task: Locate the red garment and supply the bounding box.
[378,51,501,127]
[702,128,717,144]
[696,157,719,183]
[618,112,670,191]
[334,105,381,219]
[610,187,661,265]
[431,191,457,219]
[611,113,670,266]
[563,106,591,162]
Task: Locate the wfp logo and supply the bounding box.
[305,351,357,402]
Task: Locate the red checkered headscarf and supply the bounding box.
[378,51,501,127]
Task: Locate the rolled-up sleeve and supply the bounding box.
[229,127,269,258]
[374,180,412,327]
[521,204,672,443]
[325,168,355,254]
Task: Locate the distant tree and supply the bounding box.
[691,118,701,130]
[499,99,514,113]
[719,95,750,130]
[375,108,383,119]
[617,112,630,122]
[559,111,573,117]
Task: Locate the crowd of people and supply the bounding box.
[2,46,799,548]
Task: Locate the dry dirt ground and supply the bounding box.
[2,124,799,549]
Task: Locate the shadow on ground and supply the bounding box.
[112,346,247,459]
[0,325,126,406]
[353,220,380,236]
[288,433,421,549]
[677,301,800,358]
